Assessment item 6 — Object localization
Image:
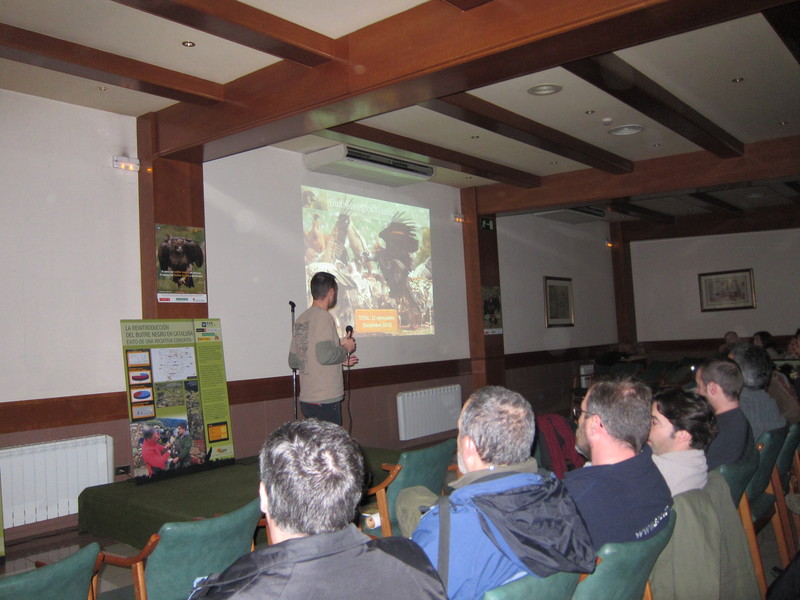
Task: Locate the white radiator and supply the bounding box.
[397,384,462,441]
[0,435,113,527]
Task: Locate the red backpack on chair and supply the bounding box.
[535,413,585,479]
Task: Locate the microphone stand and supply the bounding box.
[289,300,298,421]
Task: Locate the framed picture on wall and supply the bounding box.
[544,276,574,327]
[698,268,756,312]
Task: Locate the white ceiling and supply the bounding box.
[1,0,798,218]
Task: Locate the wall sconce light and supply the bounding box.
[113,155,140,171]
[452,212,465,223]
[606,239,614,248]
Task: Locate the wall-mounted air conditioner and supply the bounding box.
[303,144,434,187]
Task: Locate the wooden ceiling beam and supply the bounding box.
[0,23,223,104]
[475,135,800,215]
[422,93,633,174]
[607,200,674,224]
[441,0,495,9]
[563,53,744,158]
[320,122,541,188]
[763,2,800,65]
[149,0,787,160]
[110,0,336,66]
[688,192,745,216]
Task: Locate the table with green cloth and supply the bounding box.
[78,457,261,549]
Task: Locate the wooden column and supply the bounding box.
[137,113,208,319]
[461,188,505,391]
[609,222,636,344]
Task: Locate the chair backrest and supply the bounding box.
[716,448,759,506]
[572,509,676,600]
[775,422,800,492]
[386,438,456,522]
[0,542,100,600]
[144,497,262,600]
[482,571,581,600]
[746,426,788,504]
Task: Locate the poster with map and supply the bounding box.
[120,319,234,479]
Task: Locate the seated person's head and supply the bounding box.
[752,331,775,350]
[696,358,743,402]
[648,388,717,455]
[728,343,771,389]
[723,331,739,346]
[576,378,652,459]
[458,386,534,473]
[259,419,363,539]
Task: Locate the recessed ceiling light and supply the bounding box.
[731,77,744,83]
[652,143,662,148]
[746,192,764,199]
[549,161,559,165]
[182,40,196,48]
[608,124,644,136]
[527,84,562,96]
[97,86,107,92]
[585,109,595,115]
[470,135,480,139]
[779,120,789,126]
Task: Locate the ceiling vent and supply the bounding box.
[303,144,434,187]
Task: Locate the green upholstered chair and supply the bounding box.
[716,446,759,506]
[101,497,262,600]
[0,541,101,600]
[362,438,456,537]
[572,509,676,600]
[724,427,790,598]
[482,571,581,600]
[773,422,800,557]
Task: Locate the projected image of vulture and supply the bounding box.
[158,235,204,288]
[375,214,422,329]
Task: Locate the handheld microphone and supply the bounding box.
[345,325,353,339]
[288,300,296,309]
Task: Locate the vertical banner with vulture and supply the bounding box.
[156,224,207,303]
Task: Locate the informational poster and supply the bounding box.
[121,319,234,478]
[156,224,207,303]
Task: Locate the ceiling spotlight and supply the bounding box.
[608,124,644,136]
[182,40,196,47]
[527,84,562,96]
[731,77,744,83]
[585,110,595,115]
[470,135,480,139]
[97,86,107,92]
[652,143,662,148]
[779,120,789,126]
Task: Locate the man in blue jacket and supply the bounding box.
[412,386,596,600]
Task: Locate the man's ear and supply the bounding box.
[707,381,718,396]
[674,429,691,445]
[259,481,269,516]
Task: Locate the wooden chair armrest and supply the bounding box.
[368,464,403,495]
[101,533,161,567]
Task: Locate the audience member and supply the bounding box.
[410,386,595,600]
[565,378,673,550]
[189,419,446,600]
[718,330,740,355]
[728,343,786,440]
[695,358,754,470]
[752,330,781,360]
[648,388,717,496]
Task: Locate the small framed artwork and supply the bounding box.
[544,276,574,327]
[698,268,756,312]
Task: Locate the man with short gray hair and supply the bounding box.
[189,419,446,599]
[729,343,786,440]
[411,386,595,600]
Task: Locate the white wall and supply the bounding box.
[631,229,800,341]
[203,146,470,381]
[0,90,141,402]
[497,214,618,353]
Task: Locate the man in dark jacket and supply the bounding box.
[189,419,446,600]
[566,377,673,549]
[411,386,596,600]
